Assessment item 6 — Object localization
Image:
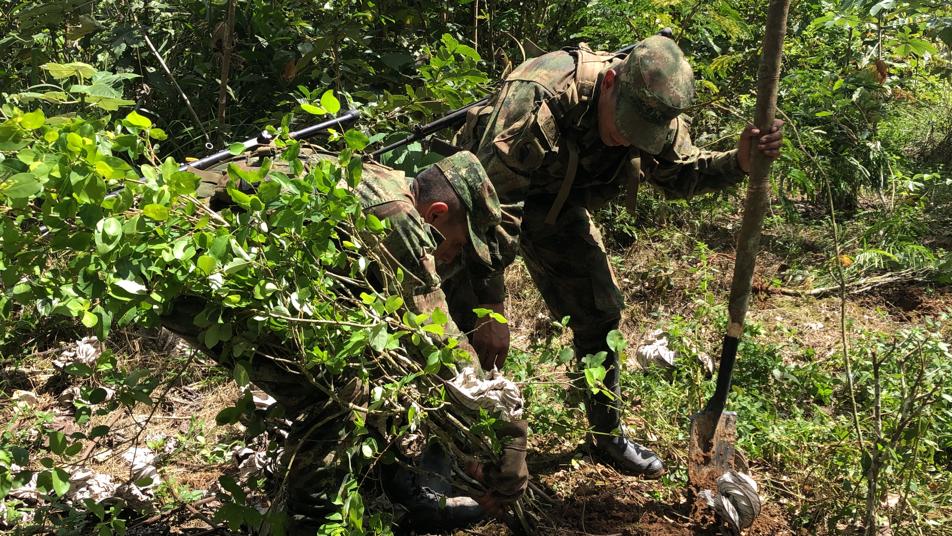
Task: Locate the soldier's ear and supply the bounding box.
[422,202,449,224]
[602,68,618,91]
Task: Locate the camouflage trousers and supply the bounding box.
[444,195,624,362]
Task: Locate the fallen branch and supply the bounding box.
[754,268,931,298]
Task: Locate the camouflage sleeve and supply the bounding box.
[469,81,555,303]
[645,115,747,199]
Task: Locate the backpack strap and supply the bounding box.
[545,138,579,225]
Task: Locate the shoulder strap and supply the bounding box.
[544,139,579,225]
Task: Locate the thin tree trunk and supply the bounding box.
[216,0,237,145]
[725,0,790,338]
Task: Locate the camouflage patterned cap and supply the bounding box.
[433,151,501,266]
[613,35,695,154]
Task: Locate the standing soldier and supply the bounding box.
[450,34,784,477]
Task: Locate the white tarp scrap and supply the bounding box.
[53,337,102,369]
[67,469,118,504]
[635,330,676,370]
[445,366,524,422]
[122,446,161,489]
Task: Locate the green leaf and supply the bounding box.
[94,217,123,254]
[168,171,199,196]
[197,255,218,275]
[124,110,153,129]
[81,310,99,328]
[48,431,67,455]
[320,90,341,114]
[431,308,447,326]
[216,406,241,425]
[343,129,369,151]
[940,26,952,49]
[1,173,42,199]
[142,204,169,221]
[606,330,627,353]
[148,128,168,140]
[20,110,46,130]
[41,61,96,80]
[228,142,245,156]
[301,103,326,115]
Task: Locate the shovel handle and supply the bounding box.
[704,335,738,416]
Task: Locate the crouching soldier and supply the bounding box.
[163,149,527,532]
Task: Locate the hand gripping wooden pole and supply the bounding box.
[688,0,791,489]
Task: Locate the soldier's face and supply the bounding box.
[597,71,631,147]
[432,220,467,266]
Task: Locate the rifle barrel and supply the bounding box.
[182,109,360,172]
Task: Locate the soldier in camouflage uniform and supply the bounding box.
[170,150,527,531]
[451,34,783,477]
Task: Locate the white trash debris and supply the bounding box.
[67,469,118,504]
[122,446,161,489]
[53,337,102,369]
[252,390,277,411]
[701,470,762,534]
[635,330,676,370]
[445,366,524,421]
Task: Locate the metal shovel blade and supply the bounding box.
[688,410,739,488]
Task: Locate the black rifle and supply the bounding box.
[181,109,360,172]
[368,42,639,160]
[94,110,361,206]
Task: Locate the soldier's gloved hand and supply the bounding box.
[473,302,510,370]
[737,118,784,173]
[464,419,528,514]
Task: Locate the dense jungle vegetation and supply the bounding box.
[1,0,951,534]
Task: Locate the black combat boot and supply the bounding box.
[582,348,666,478]
[380,442,486,532]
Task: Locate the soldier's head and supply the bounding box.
[597,35,695,153]
[413,151,500,267]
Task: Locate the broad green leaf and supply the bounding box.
[1,173,42,199]
[124,110,152,129]
[344,129,369,151]
[95,217,122,253]
[48,431,67,455]
[606,330,627,353]
[20,110,46,130]
[301,103,326,115]
[81,310,98,328]
[320,90,341,114]
[142,204,169,221]
[197,255,218,275]
[51,468,71,496]
[228,142,245,155]
[41,61,96,80]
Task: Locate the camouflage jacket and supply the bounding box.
[455,46,747,303]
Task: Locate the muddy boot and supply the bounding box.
[381,442,486,532]
[583,349,665,479]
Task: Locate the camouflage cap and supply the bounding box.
[433,151,501,266]
[613,35,695,154]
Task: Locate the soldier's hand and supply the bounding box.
[737,118,784,173]
[473,302,510,370]
[463,461,508,516]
